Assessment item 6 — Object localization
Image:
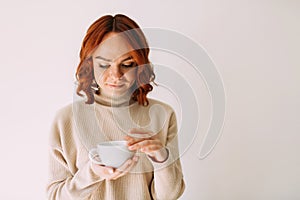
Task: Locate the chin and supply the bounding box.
[103,89,129,97]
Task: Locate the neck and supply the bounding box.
[94,91,135,107]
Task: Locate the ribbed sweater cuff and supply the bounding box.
[148,148,171,171]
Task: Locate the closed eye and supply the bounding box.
[99,64,110,69]
[121,62,136,68]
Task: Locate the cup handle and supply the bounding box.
[88,148,103,165]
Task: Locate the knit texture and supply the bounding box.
[47,95,185,200]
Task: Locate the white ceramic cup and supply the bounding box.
[89,140,134,168]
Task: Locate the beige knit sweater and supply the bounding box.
[47,94,185,200]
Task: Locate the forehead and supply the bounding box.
[92,32,133,61]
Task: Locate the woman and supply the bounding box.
[47,14,185,200]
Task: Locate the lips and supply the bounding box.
[106,83,125,88]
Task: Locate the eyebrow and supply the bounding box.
[95,55,133,62]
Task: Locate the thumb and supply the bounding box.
[105,167,114,174]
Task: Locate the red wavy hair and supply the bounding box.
[75,14,155,105]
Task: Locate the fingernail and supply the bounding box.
[109,169,113,174]
[133,156,139,162]
[128,160,132,165]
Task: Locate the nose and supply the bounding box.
[109,65,123,79]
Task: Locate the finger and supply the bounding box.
[107,170,122,180]
[111,156,139,180]
[140,144,162,153]
[107,158,134,180]
[91,163,115,178]
[124,135,132,141]
[112,162,136,180]
[103,166,115,175]
[128,139,160,151]
[127,138,148,146]
[91,163,110,173]
[117,157,136,172]
[124,136,140,145]
[125,135,153,146]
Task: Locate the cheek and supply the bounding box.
[93,67,107,84]
[124,70,137,83]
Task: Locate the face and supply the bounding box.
[92,32,137,97]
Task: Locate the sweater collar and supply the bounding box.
[94,91,136,107]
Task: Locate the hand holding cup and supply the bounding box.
[89,140,138,180]
[125,129,169,163]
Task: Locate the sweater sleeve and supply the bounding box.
[150,111,185,200]
[46,108,104,200]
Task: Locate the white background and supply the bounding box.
[0,0,299,199]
